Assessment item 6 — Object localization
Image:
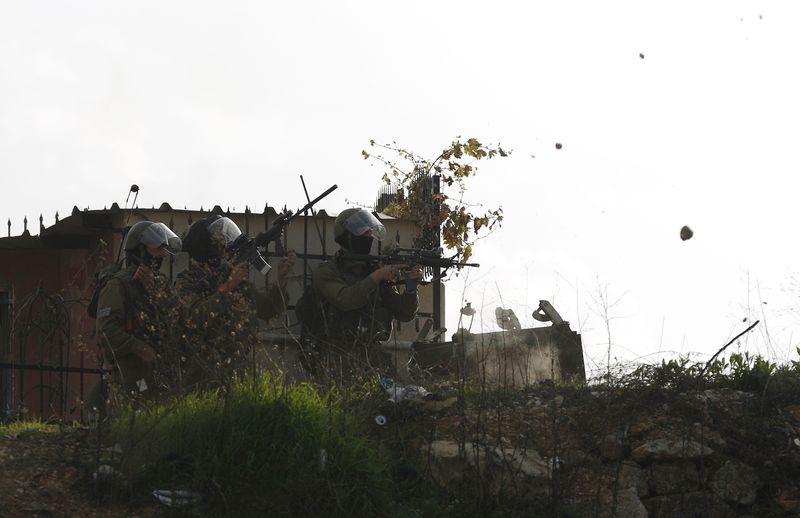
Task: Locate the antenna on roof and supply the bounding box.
[118,184,141,265]
[125,184,139,209]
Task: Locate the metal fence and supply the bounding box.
[0,283,101,423]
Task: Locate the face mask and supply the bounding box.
[128,246,163,270]
[347,235,374,254]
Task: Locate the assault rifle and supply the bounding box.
[343,247,479,277]
[228,184,338,274]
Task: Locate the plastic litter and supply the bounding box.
[380,378,432,403]
[153,489,202,508]
[136,378,148,392]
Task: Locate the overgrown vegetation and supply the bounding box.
[4,348,799,517]
[364,138,508,263]
[0,419,63,436]
[611,348,800,403]
[106,374,395,517]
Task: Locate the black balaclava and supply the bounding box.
[183,217,224,265]
[342,233,373,255]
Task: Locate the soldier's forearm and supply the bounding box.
[323,276,379,312]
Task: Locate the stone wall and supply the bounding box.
[413,388,800,516]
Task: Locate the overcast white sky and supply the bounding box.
[2,1,799,374]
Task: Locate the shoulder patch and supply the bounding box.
[97,307,112,318]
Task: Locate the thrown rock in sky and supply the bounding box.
[555,142,563,150]
[639,52,645,59]
[680,225,694,241]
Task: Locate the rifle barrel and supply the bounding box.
[294,184,337,219]
[342,253,479,268]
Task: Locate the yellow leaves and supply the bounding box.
[473,216,489,232]
[462,138,488,160]
[463,244,473,264]
[365,137,506,265]
[382,203,403,219]
[439,204,451,222]
[454,164,473,178]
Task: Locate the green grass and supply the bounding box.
[107,375,395,517]
[586,349,800,396]
[0,419,62,436]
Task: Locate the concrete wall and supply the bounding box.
[254,322,586,387]
[412,324,586,386]
[0,242,107,420]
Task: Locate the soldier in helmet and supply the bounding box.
[89,220,182,411]
[174,215,295,389]
[300,208,420,381]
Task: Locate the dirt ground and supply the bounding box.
[0,427,159,518]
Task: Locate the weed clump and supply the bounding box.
[611,350,800,406]
[108,375,393,517]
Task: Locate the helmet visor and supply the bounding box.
[140,223,182,255]
[343,210,387,240]
[208,217,242,246]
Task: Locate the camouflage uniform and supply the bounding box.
[173,258,287,388]
[88,220,181,412]
[307,251,418,377]
[93,265,167,402]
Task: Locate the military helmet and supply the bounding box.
[334,208,387,242]
[182,216,242,263]
[207,216,242,246]
[123,221,182,255]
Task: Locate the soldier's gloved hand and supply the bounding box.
[371,264,402,283]
[403,265,423,293]
[219,263,249,294]
[275,250,297,289]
